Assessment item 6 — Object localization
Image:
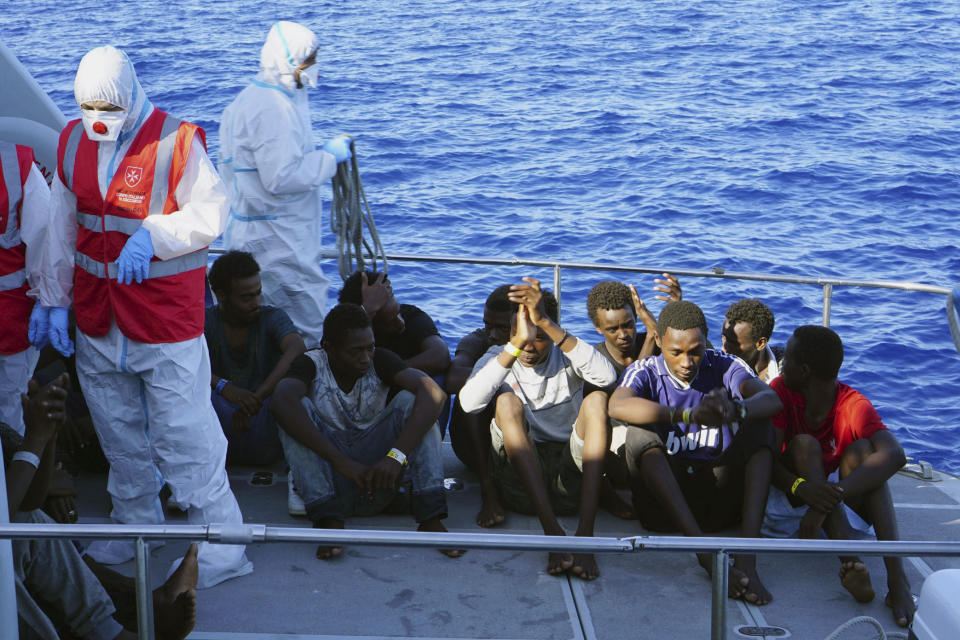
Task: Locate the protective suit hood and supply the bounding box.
[258,21,319,94]
[74,45,151,134]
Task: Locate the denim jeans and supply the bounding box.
[279,390,447,523]
[211,393,283,466]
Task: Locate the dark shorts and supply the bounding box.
[490,439,583,516]
[625,419,774,533]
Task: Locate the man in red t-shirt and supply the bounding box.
[766,325,914,628]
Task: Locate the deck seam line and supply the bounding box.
[567,576,598,640]
[908,556,934,579]
[559,575,586,640]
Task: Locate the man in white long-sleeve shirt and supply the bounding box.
[41,45,252,588]
[459,277,616,580]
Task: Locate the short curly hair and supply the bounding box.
[725,298,775,343]
[322,303,371,346]
[791,325,843,380]
[208,250,259,296]
[586,281,635,325]
[485,285,513,313]
[657,301,707,338]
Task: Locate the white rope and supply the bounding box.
[330,136,387,281]
[822,615,909,640]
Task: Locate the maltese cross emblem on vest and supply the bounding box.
[124,166,144,188]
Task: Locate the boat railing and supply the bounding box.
[2,521,959,640]
[296,249,959,353]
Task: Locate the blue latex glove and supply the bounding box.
[49,307,74,357]
[322,136,352,163]
[115,226,154,285]
[28,304,50,350]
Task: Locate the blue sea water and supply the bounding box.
[5,0,960,471]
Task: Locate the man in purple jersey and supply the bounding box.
[609,301,782,605]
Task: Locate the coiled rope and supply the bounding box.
[822,615,909,640]
[330,136,387,281]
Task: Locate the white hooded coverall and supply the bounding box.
[219,21,339,348]
[44,46,252,589]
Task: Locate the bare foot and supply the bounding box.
[734,555,772,605]
[698,553,749,599]
[314,517,345,560]
[418,518,466,558]
[885,580,915,627]
[569,553,599,580]
[599,480,635,520]
[839,560,875,603]
[155,543,198,640]
[476,480,506,528]
[547,552,574,575]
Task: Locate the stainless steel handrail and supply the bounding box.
[4,522,958,640]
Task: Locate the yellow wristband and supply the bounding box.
[791,477,805,496]
[386,448,408,467]
[681,408,693,425]
[503,344,523,358]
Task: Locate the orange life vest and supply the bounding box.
[57,109,209,343]
[0,143,37,355]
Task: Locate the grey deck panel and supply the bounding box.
[69,442,960,638]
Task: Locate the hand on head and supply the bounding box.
[360,272,392,317]
[629,284,658,335]
[508,277,546,326]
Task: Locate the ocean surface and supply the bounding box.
[5,0,960,472]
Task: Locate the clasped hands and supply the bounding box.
[337,455,405,501]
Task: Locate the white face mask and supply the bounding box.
[81,110,127,142]
[299,65,318,89]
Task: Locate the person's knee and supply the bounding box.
[494,392,523,424]
[786,433,821,467]
[840,438,875,470]
[624,427,665,471]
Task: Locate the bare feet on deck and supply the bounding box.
[885,578,915,627]
[156,543,198,640]
[547,552,574,575]
[569,553,599,581]
[839,560,875,603]
[698,553,750,599]
[476,480,506,528]
[314,517,345,560]
[733,555,772,605]
[418,518,466,557]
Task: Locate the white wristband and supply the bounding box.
[12,451,40,469]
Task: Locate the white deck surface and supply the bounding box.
[73,441,960,639]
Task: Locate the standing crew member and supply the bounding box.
[219,21,352,349]
[0,142,53,435]
[41,45,252,588]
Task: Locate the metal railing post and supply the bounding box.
[822,283,833,327]
[0,449,19,639]
[553,263,562,322]
[711,550,728,640]
[135,536,154,640]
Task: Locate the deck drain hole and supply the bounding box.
[735,625,790,638]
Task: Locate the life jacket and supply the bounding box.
[0,143,37,355]
[57,109,209,343]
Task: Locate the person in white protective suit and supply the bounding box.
[0,141,51,437]
[41,45,253,589]
[219,20,352,350]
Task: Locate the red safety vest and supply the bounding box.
[0,143,36,355]
[57,109,209,343]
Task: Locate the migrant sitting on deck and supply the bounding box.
[764,325,915,627]
[459,277,617,580]
[270,303,466,560]
[609,300,783,605]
